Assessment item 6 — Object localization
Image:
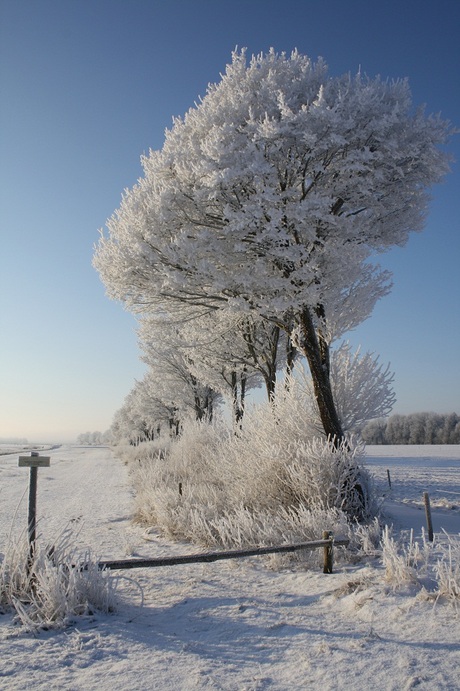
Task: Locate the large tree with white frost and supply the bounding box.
[94,49,452,441]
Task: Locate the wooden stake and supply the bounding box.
[323,530,333,574]
[423,492,434,542]
[386,469,392,489]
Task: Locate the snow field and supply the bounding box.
[0,444,459,690]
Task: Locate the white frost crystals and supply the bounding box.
[94,48,452,316]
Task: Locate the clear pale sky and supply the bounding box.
[1,0,459,443]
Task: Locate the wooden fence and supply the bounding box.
[17,454,349,576]
[96,531,349,574]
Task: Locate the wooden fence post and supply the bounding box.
[323,530,333,574]
[28,452,39,559]
[423,492,434,542]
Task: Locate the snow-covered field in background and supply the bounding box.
[1,444,459,690]
[367,445,460,535]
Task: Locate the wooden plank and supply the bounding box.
[18,456,50,468]
[95,537,350,571]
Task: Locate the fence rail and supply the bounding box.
[95,533,349,574]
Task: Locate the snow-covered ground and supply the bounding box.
[1,444,459,690]
[367,445,460,535]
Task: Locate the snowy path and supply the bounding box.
[1,446,460,690]
[0,445,137,560]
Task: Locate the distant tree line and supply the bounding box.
[361,413,460,445]
[76,431,112,446]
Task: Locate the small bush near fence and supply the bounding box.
[382,526,460,608]
[0,527,117,631]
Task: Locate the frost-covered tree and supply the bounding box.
[140,306,291,425]
[110,376,182,444]
[94,49,452,441]
[328,343,395,433]
[138,318,221,423]
[140,311,260,425]
[176,311,285,406]
[110,382,158,445]
[77,430,113,445]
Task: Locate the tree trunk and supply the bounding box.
[231,370,245,426]
[296,305,344,442]
[240,367,247,415]
[206,393,214,422]
[191,375,214,422]
[263,367,276,401]
[263,325,280,401]
[286,333,297,377]
[242,319,279,402]
[296,306,366,519]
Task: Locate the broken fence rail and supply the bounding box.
[94,534,349,575]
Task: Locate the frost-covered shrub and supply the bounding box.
[381,527,425,588]
[0,529,117,631]
[216,380,375,519]
[348,517,382,558]
[121,391,377,562]
[434,535,460,607]
[128,421,229,526]
[381,527,460,606]
[118,436,173,465]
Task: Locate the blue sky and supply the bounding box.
[1,0,459,442]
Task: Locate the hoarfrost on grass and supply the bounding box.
[0,527,117,632]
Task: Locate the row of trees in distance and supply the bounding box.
[361,413,460,445]
[76,431,112,446]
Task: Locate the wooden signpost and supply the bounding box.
[18,451,50,561]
